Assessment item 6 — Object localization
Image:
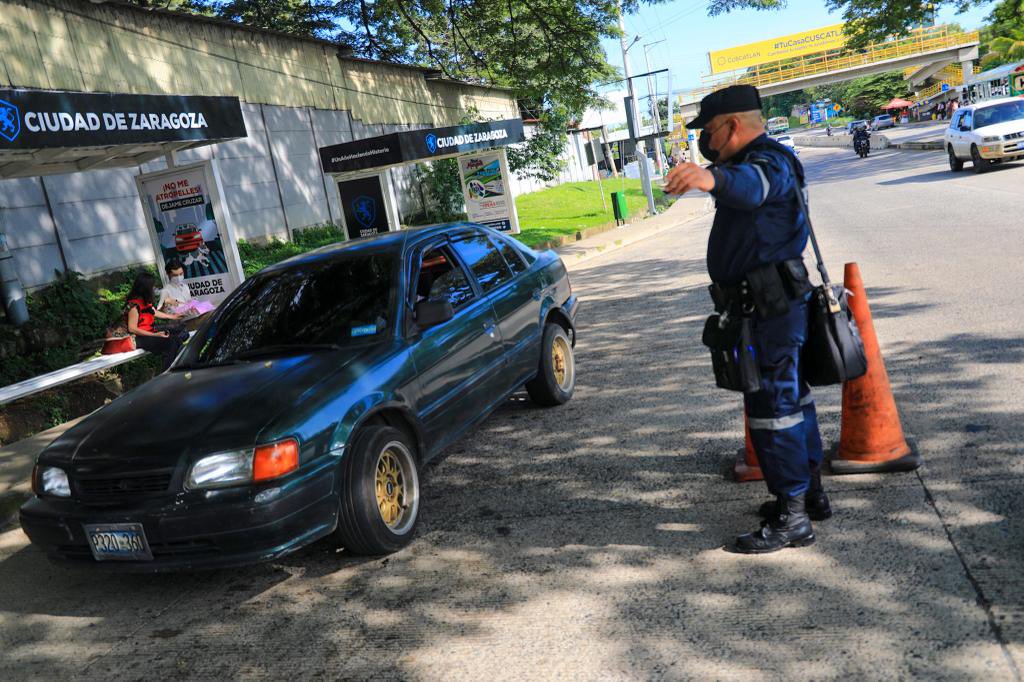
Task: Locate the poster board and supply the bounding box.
[336,173,399,239]
[136,160,244,308]
[458,148,520,234]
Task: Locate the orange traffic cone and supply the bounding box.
[831,262,921,474]
[733,410,764,481]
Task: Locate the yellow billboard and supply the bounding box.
[709,24,847,74]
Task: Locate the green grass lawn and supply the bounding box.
[513,178,665,248]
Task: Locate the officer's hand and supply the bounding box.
[664,162,715,195]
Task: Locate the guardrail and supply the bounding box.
[681,27,980,104]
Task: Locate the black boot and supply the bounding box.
[735,493,815,554]
[757,468,832,521]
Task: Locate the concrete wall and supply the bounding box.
[0,1,594,290]
[0,0,518,126]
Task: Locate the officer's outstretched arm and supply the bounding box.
[711,151,796,211]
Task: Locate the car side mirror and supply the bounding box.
[414,300,454,328]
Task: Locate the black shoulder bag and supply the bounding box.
[791,166,868,386]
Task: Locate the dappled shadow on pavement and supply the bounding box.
[0,233,1020,678]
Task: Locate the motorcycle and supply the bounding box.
[853,134,870,158]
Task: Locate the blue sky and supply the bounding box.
[598,0,994,101]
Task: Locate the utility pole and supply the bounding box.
[617,3,657,216]
[643,39,666,176]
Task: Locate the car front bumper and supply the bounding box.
[19,458,339,572]
[979,141,1024,160]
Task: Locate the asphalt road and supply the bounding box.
[2,147,1023,679]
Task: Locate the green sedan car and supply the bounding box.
[20,223,578,570]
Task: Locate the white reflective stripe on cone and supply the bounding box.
[748,413,805,431]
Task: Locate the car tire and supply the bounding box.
[971,145,991,174]
[335,425,420,556]
[948,146,963,172]
[526,323,575,407]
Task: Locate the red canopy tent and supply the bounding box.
[882,98,915,110]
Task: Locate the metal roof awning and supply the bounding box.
[0,89,247,179]
[319,118,525,178]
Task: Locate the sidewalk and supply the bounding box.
[0,198,712,529]
[553,192,712,267]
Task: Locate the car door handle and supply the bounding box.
[483,323,498,339]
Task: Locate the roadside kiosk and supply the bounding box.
[318,119,526,238]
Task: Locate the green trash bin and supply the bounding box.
[611,191,628,225]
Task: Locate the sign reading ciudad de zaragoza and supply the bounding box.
[0,90,246,149]
[708,24,847,75]
[319,119,525,174]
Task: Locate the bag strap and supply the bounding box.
[783,153,842,312]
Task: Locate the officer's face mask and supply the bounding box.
[699,118,734,164]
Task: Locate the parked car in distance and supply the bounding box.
[773,134,800,156]
[846,120,869,134]
[870,114,895,130]
[20,223,579,571]
[945,96,1024,173]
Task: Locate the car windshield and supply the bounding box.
[179,254,396,367]
[974,101,1024,129]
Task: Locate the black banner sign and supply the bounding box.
[320,119,525,174]
[0,90,246,150]
[339,176,390,240]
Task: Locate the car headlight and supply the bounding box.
[186,449,254,490]
[33,466,70,497]
[186,439,300,490]
[983,136,1002,142]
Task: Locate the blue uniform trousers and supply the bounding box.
[743,295,824,497]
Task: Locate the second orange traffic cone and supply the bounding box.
[733,411,764,481]
[831,262,921,474]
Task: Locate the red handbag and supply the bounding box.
[102,323,137,355]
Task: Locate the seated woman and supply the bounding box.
[125,272,187,369]
[157,258,216,318]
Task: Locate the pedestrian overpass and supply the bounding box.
[678,25,980,118]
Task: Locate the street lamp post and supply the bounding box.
[617,4,657,217]
[643,39,666,175]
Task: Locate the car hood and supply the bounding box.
[47,348,376,473]
[975,121,1024,137]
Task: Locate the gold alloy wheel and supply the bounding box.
[375,449,407,529]
[551,334,573,391]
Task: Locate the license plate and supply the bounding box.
[84,523,153,561]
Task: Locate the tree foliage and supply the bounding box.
[980,0,1024,67]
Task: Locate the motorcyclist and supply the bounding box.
[852,124,870,153]
[825,123,832,137]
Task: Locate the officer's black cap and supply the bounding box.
[686,85,763,129]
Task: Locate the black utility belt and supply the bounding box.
[708,258,813,320]
[702,259,814,393]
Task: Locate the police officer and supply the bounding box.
[665,85,831,554]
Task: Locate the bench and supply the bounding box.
[0,350,147,406]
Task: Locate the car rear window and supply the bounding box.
[490,233,529,275]
[451,233,515,293]
[186,254,395,364]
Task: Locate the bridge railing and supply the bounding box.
[681,26,980,104]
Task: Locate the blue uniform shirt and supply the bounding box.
[706,134,809,285]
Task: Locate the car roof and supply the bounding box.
[257,222,491,274]
[961,96,1024,111]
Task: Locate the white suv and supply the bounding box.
[945,97,1024,173]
